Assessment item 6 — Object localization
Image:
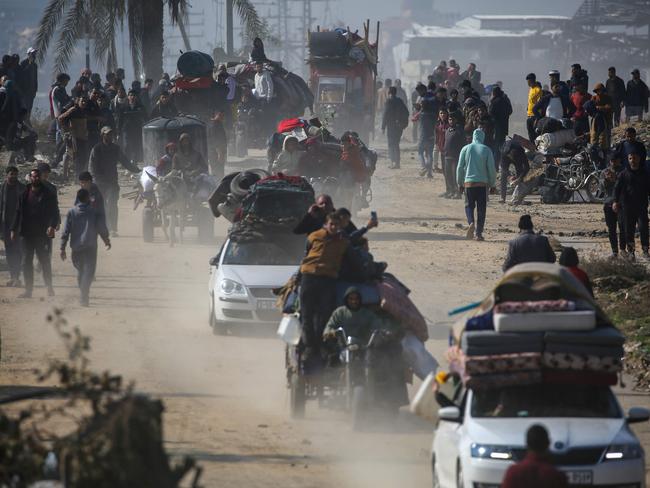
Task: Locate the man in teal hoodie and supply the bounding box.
[456,128,496,241]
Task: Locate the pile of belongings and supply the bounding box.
[208,169,268,220]
[447,263,623,390]
[226,62,313,116]
[535,128,576,154]
[308,29,378,68]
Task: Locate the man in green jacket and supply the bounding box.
[323,287,380,341]
[457,128,496,241]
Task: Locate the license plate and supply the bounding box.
[564,470,593,485]
[256,300,276,310]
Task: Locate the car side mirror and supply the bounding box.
[209,256,220,267]
[438,406,461,422]
[627,407,650,424]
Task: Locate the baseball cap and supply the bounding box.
[100,126,114,135]
[631,68,640,75]
[548,70,560,76]
[26,47,37,55]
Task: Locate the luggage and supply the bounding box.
[308,31,349,57]
[177,51,215,78]
[535,129,575,153]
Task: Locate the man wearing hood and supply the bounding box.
[271,135,304,175]
[17,47,38,121]
[172,132,208,176]
[613,152,650,259]
[60,188,111,306]
[457,128,496,241]
[323,287,379,341]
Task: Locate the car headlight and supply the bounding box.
[220,278,247,297]
[603,444,643,461]
[470,443,515,460]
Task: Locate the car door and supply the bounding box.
[434,418,463,487]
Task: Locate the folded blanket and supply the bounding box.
[378,274,428,341]
[543,352,622,373]
[544,326,625,346]
[465,352,542,376]
[494,300,576,314]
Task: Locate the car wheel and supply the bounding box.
[456,461,464,488]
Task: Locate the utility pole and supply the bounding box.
[226,0,234,55]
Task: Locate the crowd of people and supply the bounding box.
[378,60,650,250]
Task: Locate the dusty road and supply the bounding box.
[1,143,649,487]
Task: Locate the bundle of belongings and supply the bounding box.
[447,263,623,390]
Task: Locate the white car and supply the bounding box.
[208,237,303,334]
[432,382,649,488]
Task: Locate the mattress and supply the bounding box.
[462,331,545,356]
[543,352,622,373]
[466,371,542,390]
[544,326,625,346]
[464,352,542,376]
[543,369,618,386]
[545,343,624,357]
[494,310,596,333]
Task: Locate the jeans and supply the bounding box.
[97,182,119,232]
[464,186,487,236]
[2,229,22,281]
[418,137,434,175]
[622,205,649,252]
[299,274,336,358]
[527,116,537,142]
[22,235,52,292]
[443,157,457,195]
[72,247,98,302]
[604,204,626,254]
[386,127,403,167]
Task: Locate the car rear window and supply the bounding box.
[471,384,621,418]
[223,238,305,266]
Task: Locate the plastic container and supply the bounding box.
[277,314,301,345]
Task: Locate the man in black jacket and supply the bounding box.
[488,86,513,166]
[382,86,410,169]
[503,215,556,271]
[606,67,626,127]
[0,166,25,286]
[11,168,59,297]
[89,126,139,236]
[17,47,38,121]
[613,152,650,259]
[626,69,649,122]
[500,140,531,205]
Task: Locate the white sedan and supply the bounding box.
[432,383,649,488]
[208,237,303,334]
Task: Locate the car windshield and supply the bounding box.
[471,384,621,419]
[222,238,304,266]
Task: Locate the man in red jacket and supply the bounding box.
[502,425,568,488]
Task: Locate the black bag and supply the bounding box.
[177,51,215,78]
[308,32,348,57]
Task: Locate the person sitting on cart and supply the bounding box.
[172,133,208,177]
[271,135,305,176]
[157,142,176,177]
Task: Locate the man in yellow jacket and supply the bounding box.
[526,73,542,142]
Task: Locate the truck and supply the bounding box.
[308,21,379,144]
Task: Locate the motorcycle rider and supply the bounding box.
[322,287,383,341]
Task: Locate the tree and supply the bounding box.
[35,0,265,81]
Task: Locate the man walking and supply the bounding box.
[11,168,58,298]
[456,128,496,241]
[603,153,626,258]
[606,67,626,127]
[0,166,25,286]
[89,126,139,236]
[77,171,105,216]
[525,73,542,142]
[626,69,649,122]
[60,189,111,306]
[503,215,556,271]
[502,425,568,488]
[613,152,650,259]
[488,86,512,165]
[17,47,38,121]
[382,86,409,169]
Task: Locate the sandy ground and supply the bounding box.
[0,141,648,487]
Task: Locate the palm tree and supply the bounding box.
[35,0,265,80]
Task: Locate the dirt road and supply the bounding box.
[1,144,649,486]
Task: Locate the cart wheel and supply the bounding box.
[142,207,155,242]
[197,207,214,244]
[290,371,306,419]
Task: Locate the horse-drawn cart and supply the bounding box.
[133,116,216,244]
